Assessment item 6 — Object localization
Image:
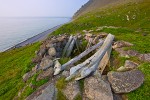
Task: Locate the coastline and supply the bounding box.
[5,24,63,52]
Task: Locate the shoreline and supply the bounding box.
[5,24,63,52]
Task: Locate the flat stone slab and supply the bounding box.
[107,70,144,93]
[84,75,113,100]
[26,80,57,100]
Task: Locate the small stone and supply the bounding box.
[32,56,42,64]
[138,53,150,62]
[23,71,35,82]
[107,70,144,93]
[117,66,128,72]
[113,41,133,49]
[36,67,54,81]
[37,48,47,57]
[40,57,54,70]
[124,60,139,70]
[99,32,108,38]
[48,47,56,57]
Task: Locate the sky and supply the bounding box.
[0,0,89,17]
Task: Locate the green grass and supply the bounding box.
[0,42,40,100]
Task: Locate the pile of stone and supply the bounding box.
[19,32,146,100]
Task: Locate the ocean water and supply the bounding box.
[0,17,70,52]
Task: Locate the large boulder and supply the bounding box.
[26,81,57,100]
[107,70,144,93]
[62,81,81,100]
[40,57,54,70]
[36,67,54,81]
[48,47,56,57]
[84,75,113,100]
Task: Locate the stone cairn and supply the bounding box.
[19,31,146,100]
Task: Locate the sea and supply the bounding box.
[0,17,70,52]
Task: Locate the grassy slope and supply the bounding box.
[52,0,150,99]
[0,42,40,100]
[0,0,149,100]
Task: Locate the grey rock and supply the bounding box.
[124,60,139,70]
[84,75,113,100]
[40,57,54,70]
[36,67,54,81]
[107,70,144,93]
[23,71,35,82]
[32,56,42,63]
[113,41,133,49]
[62,81,81,100]
[48,47,56,57]
[26,81,57,100]
[127,50,140,57]
[38,48,47,57]
[138,53,150,62]
[115,48,129,58]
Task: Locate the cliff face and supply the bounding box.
[73,0,141,19]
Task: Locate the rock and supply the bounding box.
[107,70,144,93]
[138,53,150,62]
[127,50,140,57]
[85,33,92,41]
[117,66,128,72]
[32,64,40,72]
[36,67,54,81]
[48,47,56,57]
[40,57,54,70]
[23,71,35,82]
[99,32,108,38]
[61,71,70,77]
[124,60,139,70]
[113,93,123,100]
[113,41,133,49]
[32,56,42,64]
[117,60,139,72]
[84,75,113,100]
[115,48,129,58]
[62,81,81,100]
[46,43,53,48]
[57,36,66,42]
[26,81,57,100]
[37,48,47,57]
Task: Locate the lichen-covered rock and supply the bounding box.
[62,81,81,100]
[26,81,57,100]
[107,70,144,93]
[84,75,113,100]
[40,57,54,70]
[48,47,56,57]
[37,48,47,57]
[36,67,54,81]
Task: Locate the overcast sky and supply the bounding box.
[0,0,89,17]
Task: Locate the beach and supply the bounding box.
[6,24,62,51]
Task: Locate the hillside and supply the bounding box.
[73,0,142,19]
[0,0,150,100]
